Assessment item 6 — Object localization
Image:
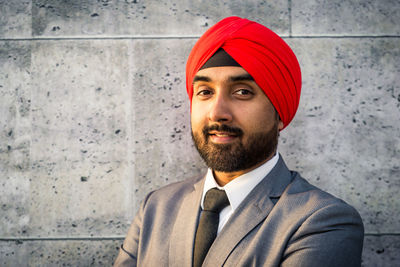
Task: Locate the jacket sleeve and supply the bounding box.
[113,192,153,267]
[281,201,364,267]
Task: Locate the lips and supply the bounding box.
[208,131,239,144]
[202,124,243,144]
[208,131,238,137]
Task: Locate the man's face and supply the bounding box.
[191,66,283,173]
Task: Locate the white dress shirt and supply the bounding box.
[200,153,280,234]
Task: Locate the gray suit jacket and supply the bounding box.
[114,157,364,266]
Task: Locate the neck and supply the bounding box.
[213,153,275,186]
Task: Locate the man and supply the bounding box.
[114,17,364,266]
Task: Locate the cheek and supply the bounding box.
[190,104,206,131]
[234,105,276,132]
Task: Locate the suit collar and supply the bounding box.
[203,156,293,266]
[202,153,280,212]
[168,156,293,267]
[267,155,293,197]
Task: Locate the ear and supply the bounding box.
[274,110,284,131]
[278,119,284,131]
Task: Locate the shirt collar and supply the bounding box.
[201,153,280,211]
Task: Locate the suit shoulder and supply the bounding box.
[142,174,204,206]
[153,174,203,194]
[279,173,364,266]
[285,171,362,220]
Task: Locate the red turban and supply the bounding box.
[186,16,302,129]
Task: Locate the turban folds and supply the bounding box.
[186,16,301,129]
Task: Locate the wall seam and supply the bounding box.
[288,0,292,37]
[0,237,125,241]
[0,35,399,42]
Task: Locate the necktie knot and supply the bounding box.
[203,188,229,213]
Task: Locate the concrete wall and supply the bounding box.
[0,0,399,266]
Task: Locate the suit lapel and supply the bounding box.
[203,157,293,266]
[169,176,204,266]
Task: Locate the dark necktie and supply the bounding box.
[193,188,230,267]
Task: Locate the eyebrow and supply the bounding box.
[192,74,254,85]
[192,75,211,84]
[228,74,254,82]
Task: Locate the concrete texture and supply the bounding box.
[0,41,32,239]
[292,0,400,36]
[30,0,289,37]
[0,239,120,266]
[0,1,31,38]
[1,0,399,266]
[28,40,134,237]
[130,39,205,202]
[362,235,400,267]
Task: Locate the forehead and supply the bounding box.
[193,66,250,82]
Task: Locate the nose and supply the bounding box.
[208,93,233,123]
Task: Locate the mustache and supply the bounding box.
[202,124,244,136]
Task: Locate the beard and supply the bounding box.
[191,121,279,173]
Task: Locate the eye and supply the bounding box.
[195,87,214,99]
[197,89,213,96]
[234,88,254,98]
[235,89,252,95]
